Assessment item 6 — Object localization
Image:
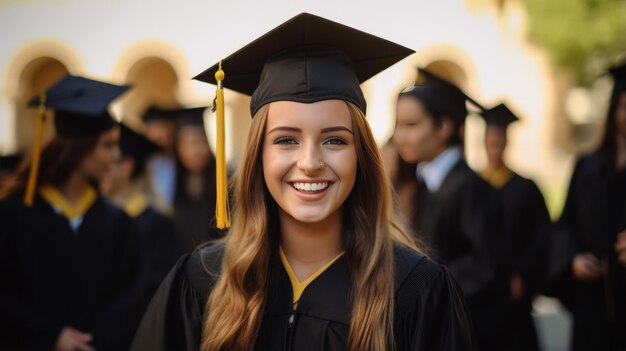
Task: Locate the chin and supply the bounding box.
[282,206,338,225]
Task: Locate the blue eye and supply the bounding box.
[323,137,347,145]
[274,136,298,144]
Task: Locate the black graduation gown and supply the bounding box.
[0,194,145,351]
[412,160,508,350]
[173,192,221,250]
[496,172,552,351]
[130,243,476,351]
[554,151,626,351]
[133,207,183,308]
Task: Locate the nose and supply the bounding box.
[111,145,121,163]
[296,140,322,175]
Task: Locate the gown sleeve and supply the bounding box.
[396,257,476,351]
[130,242,225,351]
[0,199,64,350]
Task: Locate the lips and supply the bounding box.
[288,181,334,200]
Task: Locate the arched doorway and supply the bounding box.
[116,57,181,127]
[14,57,69,152]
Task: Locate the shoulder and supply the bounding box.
[394,244,447,291]
[93,195,130,219]
[575,151,607,174]
[448,161,491,191]
[180,242,226,297]
[506,173,539,192]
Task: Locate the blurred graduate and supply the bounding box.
[479,103,552,351]
[392,68,507,350]
[143,106,179,208]
[0,75,145,351]
[173,107,224,250]
[100,122,182,309]
[554,63,626,350]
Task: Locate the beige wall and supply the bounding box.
[0,0,603,216]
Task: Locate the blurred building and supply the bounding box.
[0,0,614,217]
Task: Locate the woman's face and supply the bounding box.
[80,127,120,182]
[615,92,626,140]
[262,100,357,224]
[145,120,176,153]
[484,126,507,167]
[393,96,449,163]
[177,126,212,173]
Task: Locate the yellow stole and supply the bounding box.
[480,165,514,189]
[39,185,97,220]
[123,191,149,218]
[279,247,345,306]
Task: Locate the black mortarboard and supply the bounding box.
[142,107,179,123]
[0,153,23,172]
[480,103,519,129]
[176,107,208,128]
[399,67,484,123]
[28,75,130,137]
[119,123,160,163]
[193,12,415,117]
[609,62,626,96]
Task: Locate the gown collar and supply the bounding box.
[39,184,97,220]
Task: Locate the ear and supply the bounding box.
[438,116,455,141]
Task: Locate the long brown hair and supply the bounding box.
[0,136,99,200]
[201,102,419,351]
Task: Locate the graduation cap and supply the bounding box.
[399,67,484,122]
[194,12,415,117]
[194,13,414,229]
[142,106,179,123]
[24,74,130,206]
[480,103,519,129]
[28,75,129,137]
[609,62,626,96]
[119,123,160,164]
[177,107,209,128]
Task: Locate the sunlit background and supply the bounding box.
[1,1,625,348]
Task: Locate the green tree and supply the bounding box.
[522,0,626,83]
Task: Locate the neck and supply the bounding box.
[58,171,90,205]
[186,172,205,197]
[486,159,505,172]
[279,210,343,265]
[108,180,138,207]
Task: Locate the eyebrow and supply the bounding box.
[267,126,353,134]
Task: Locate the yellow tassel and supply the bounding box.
[214,61,230,229]
[24,93,47,207]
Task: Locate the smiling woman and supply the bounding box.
[131,13,475,351]
[263,100,357,225]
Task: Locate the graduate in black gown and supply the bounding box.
[553,63,626,351]
[479,103,552,351]
[131,13,475,351]
[0,75,145,351]
[144,107,179,208]
[101,122,183,309]
[173,107,223,250]
[393,68,508,350]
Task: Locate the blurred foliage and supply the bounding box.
[522,0,626,83]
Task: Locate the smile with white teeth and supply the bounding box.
[291,182,329,192]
